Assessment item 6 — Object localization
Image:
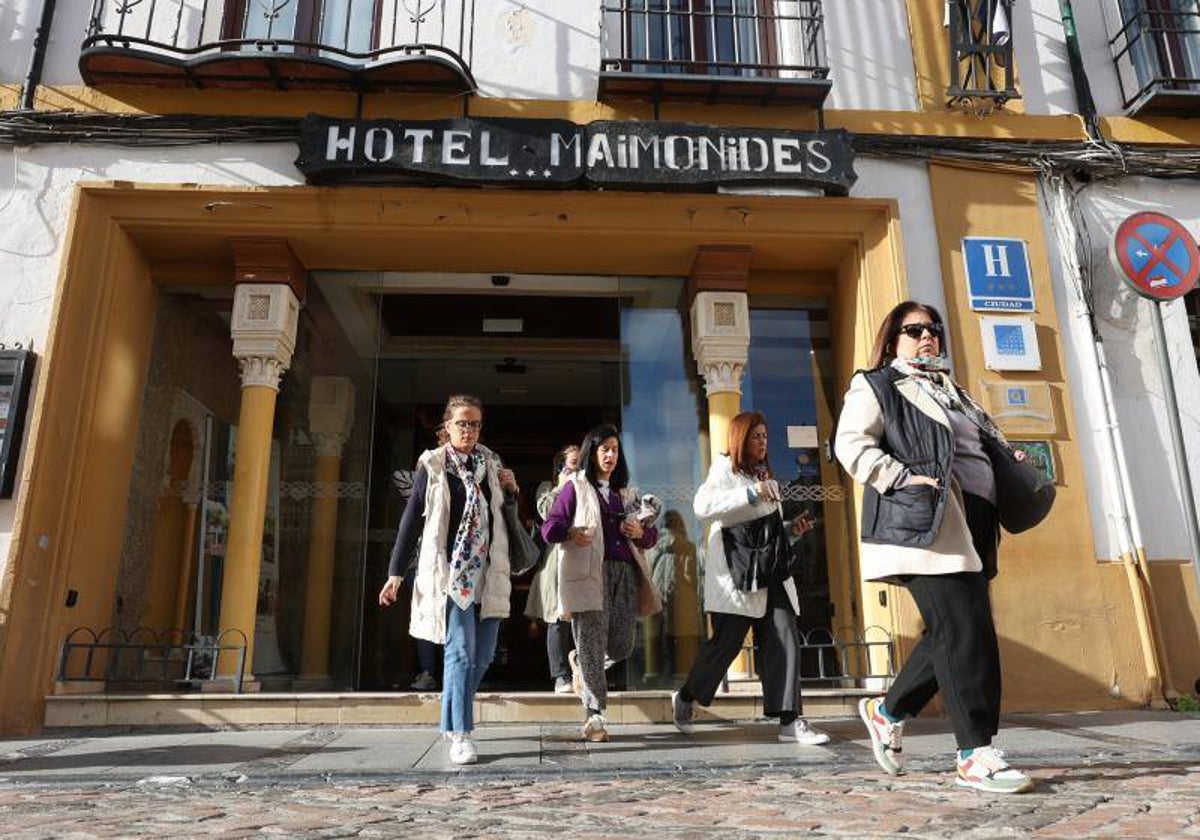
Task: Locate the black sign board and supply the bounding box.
[0,349,35,498]
[296,115,856,195]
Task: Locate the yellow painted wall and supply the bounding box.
[0,189,159,732]
[927,163,1145,710]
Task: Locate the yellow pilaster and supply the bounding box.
[300,453,342,680]
[173,503,199,633]
[216,281,301,680]
[217,384,281,676]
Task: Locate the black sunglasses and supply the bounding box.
[896,322,944,340]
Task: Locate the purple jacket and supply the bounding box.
[541,480,658,562]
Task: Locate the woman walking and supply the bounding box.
[379,395,518,765]
[670,411,829,746]
[835,301,1034,794]
[542,424,663,742]
[525,444,580,693]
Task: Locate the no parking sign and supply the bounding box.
[1113,212,1200,301]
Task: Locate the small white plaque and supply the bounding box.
[980,316,1041,371]
[786,425,819,448]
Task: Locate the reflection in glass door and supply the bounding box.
[741,299,850,680]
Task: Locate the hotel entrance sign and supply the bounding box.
[962,237,1035,312]
[296,115,857,195]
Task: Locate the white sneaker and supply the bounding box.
[778,718,830,745]
[553,677,573,694]
[956,746,1034,794]
[581,713,609,742]
[670,690,695,735]
[858,697,905,776]
[448,733,477,765]
[410,671,438,691]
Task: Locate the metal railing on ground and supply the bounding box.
[56,627,248,693]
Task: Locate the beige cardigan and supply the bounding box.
[835,372,983,582]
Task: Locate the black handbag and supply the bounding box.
[982,435,1056,534]
[721,511,793,591]
[501,491,541,576]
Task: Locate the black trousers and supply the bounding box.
[682,582,801,718]
[884,492,1001,750]
[546,619,574,681]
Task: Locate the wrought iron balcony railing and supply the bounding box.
[1110,5,1200,114]
[80,0,476,92]
[598,1,830,106]
[947,0,1018,107]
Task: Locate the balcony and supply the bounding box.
[1110,5,1200,115]
[598,1,830,106]
[946,0,1018,107]
[80,0,476,93]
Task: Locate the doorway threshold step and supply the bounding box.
[44,689,876,730]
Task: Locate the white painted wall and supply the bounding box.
[1008,0,1077,115]
[1049,176,1200,561]
[822,0,919,112]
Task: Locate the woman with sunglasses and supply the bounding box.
[835,301,1033,794]
[541,424,662,742]
[379,394,518,765]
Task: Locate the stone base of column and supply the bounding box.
[200,679,262,694]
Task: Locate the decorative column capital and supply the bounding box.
[691,290,750,396]
[231,283,300,391]
[309,376,356,458]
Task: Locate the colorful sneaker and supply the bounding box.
[448,733,477,765]
[858,697,905,776]
[956,746,1034,794]
[553,677,573,694]
[568,650,583,695]
[582,713,609,742]
[670,690,695,735]
[779,718,830,745]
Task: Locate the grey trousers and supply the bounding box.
[571,560,639,713]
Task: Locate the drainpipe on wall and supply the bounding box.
[20,0,59,111]
[1056,0,1103,140]
[1042,174,1175,706]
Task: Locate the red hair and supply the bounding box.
[726,411,771,478]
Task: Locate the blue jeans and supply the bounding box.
[441,600,501,733]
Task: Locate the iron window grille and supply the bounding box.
[1110,2,1200,114]
[598,0,830,105]
[947,0,1019,107]
[80,0,476,91]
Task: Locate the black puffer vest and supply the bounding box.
[859,367,955,548]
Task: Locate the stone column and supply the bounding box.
[690,268,753,680]
[299,376,356,685]
[216,282,300,679]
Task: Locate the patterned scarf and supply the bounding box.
[890,355,1008,445]
[444,446,490,609]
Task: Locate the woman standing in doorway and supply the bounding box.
[542,424,663,742]
[379,395,518,765]
[835,301,1034,794]
[670,411,830,746]
[525,444,581,693]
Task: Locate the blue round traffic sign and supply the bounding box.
[1114,212,1200,301]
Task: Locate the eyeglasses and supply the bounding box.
[896,322,944,340]
[452,420,482,432]
[749,433,769,442]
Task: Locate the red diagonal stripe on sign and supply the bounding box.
[1131,230,1187,284]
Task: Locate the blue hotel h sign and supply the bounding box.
[962,237,1035,312]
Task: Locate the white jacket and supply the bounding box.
[693,455,800,619]
[409,445,511,644]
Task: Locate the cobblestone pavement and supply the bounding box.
[0,711,1197,838]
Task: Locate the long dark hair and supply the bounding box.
[579,423,629,490]
[868,301,945,369]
